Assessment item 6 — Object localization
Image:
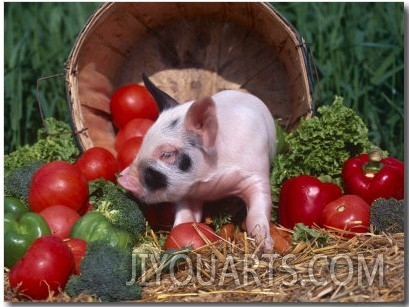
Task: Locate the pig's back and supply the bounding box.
[211,90,277,165]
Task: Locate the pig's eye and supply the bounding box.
[160,151,176,161]
[157,145,178,163]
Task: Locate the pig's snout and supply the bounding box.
[118,167,142,197]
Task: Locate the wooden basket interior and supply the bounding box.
[66,2,313,155]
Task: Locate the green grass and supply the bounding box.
[4,3,404,160]
[4,2,100,153]
[273,2,404,160]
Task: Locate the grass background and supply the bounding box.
[4,2,405,160]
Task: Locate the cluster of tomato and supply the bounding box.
[6,147,119,299]
[5,83,162,300]
[278,150,404,237]
[109,84,159,170]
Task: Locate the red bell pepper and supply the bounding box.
[278,175,343,229]
[342,150,404,205]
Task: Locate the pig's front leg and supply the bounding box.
[243,178,274,251]
[173,200,203,226]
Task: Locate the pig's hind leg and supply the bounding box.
[173,200,204,226]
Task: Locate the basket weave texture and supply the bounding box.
[66,2,313,155]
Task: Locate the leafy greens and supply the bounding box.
[270,96,376,202]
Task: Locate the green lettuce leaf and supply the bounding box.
[270,96,376,202]
[4,118,80,176]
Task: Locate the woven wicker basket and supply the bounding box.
[66,2,314,155]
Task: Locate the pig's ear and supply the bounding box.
[185,96,218,148]
[142,73,179,112]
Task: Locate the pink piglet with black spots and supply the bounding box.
[118,74,277,251]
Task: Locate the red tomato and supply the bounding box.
[144,202,175,231]
[28,161,89,214]
[115,118,154,152]
[75,147,119,182]
[9,236,75,300]
[39,205,81,239]
[65,238,87,275]
[164,222,219,250]
[117,137,143,171]
[321,195,370,238]
[110,84,159,129]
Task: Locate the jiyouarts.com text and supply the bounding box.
[126,252,384,287]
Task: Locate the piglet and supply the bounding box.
[118,74,277,250]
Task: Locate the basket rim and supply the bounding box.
[66,2,315,101]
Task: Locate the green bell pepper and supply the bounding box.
[4,212,51,268]
[4,196,29,219]
[70,211,135,249]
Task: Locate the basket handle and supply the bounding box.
[300,41,321,112]
[36,72,87,136]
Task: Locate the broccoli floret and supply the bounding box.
[4,118,79,175]
[370,198,404,233]
[4,160,45,203]
[90,179,146,238]
[65,240,142,302]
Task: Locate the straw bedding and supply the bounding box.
[4,230,404,303]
